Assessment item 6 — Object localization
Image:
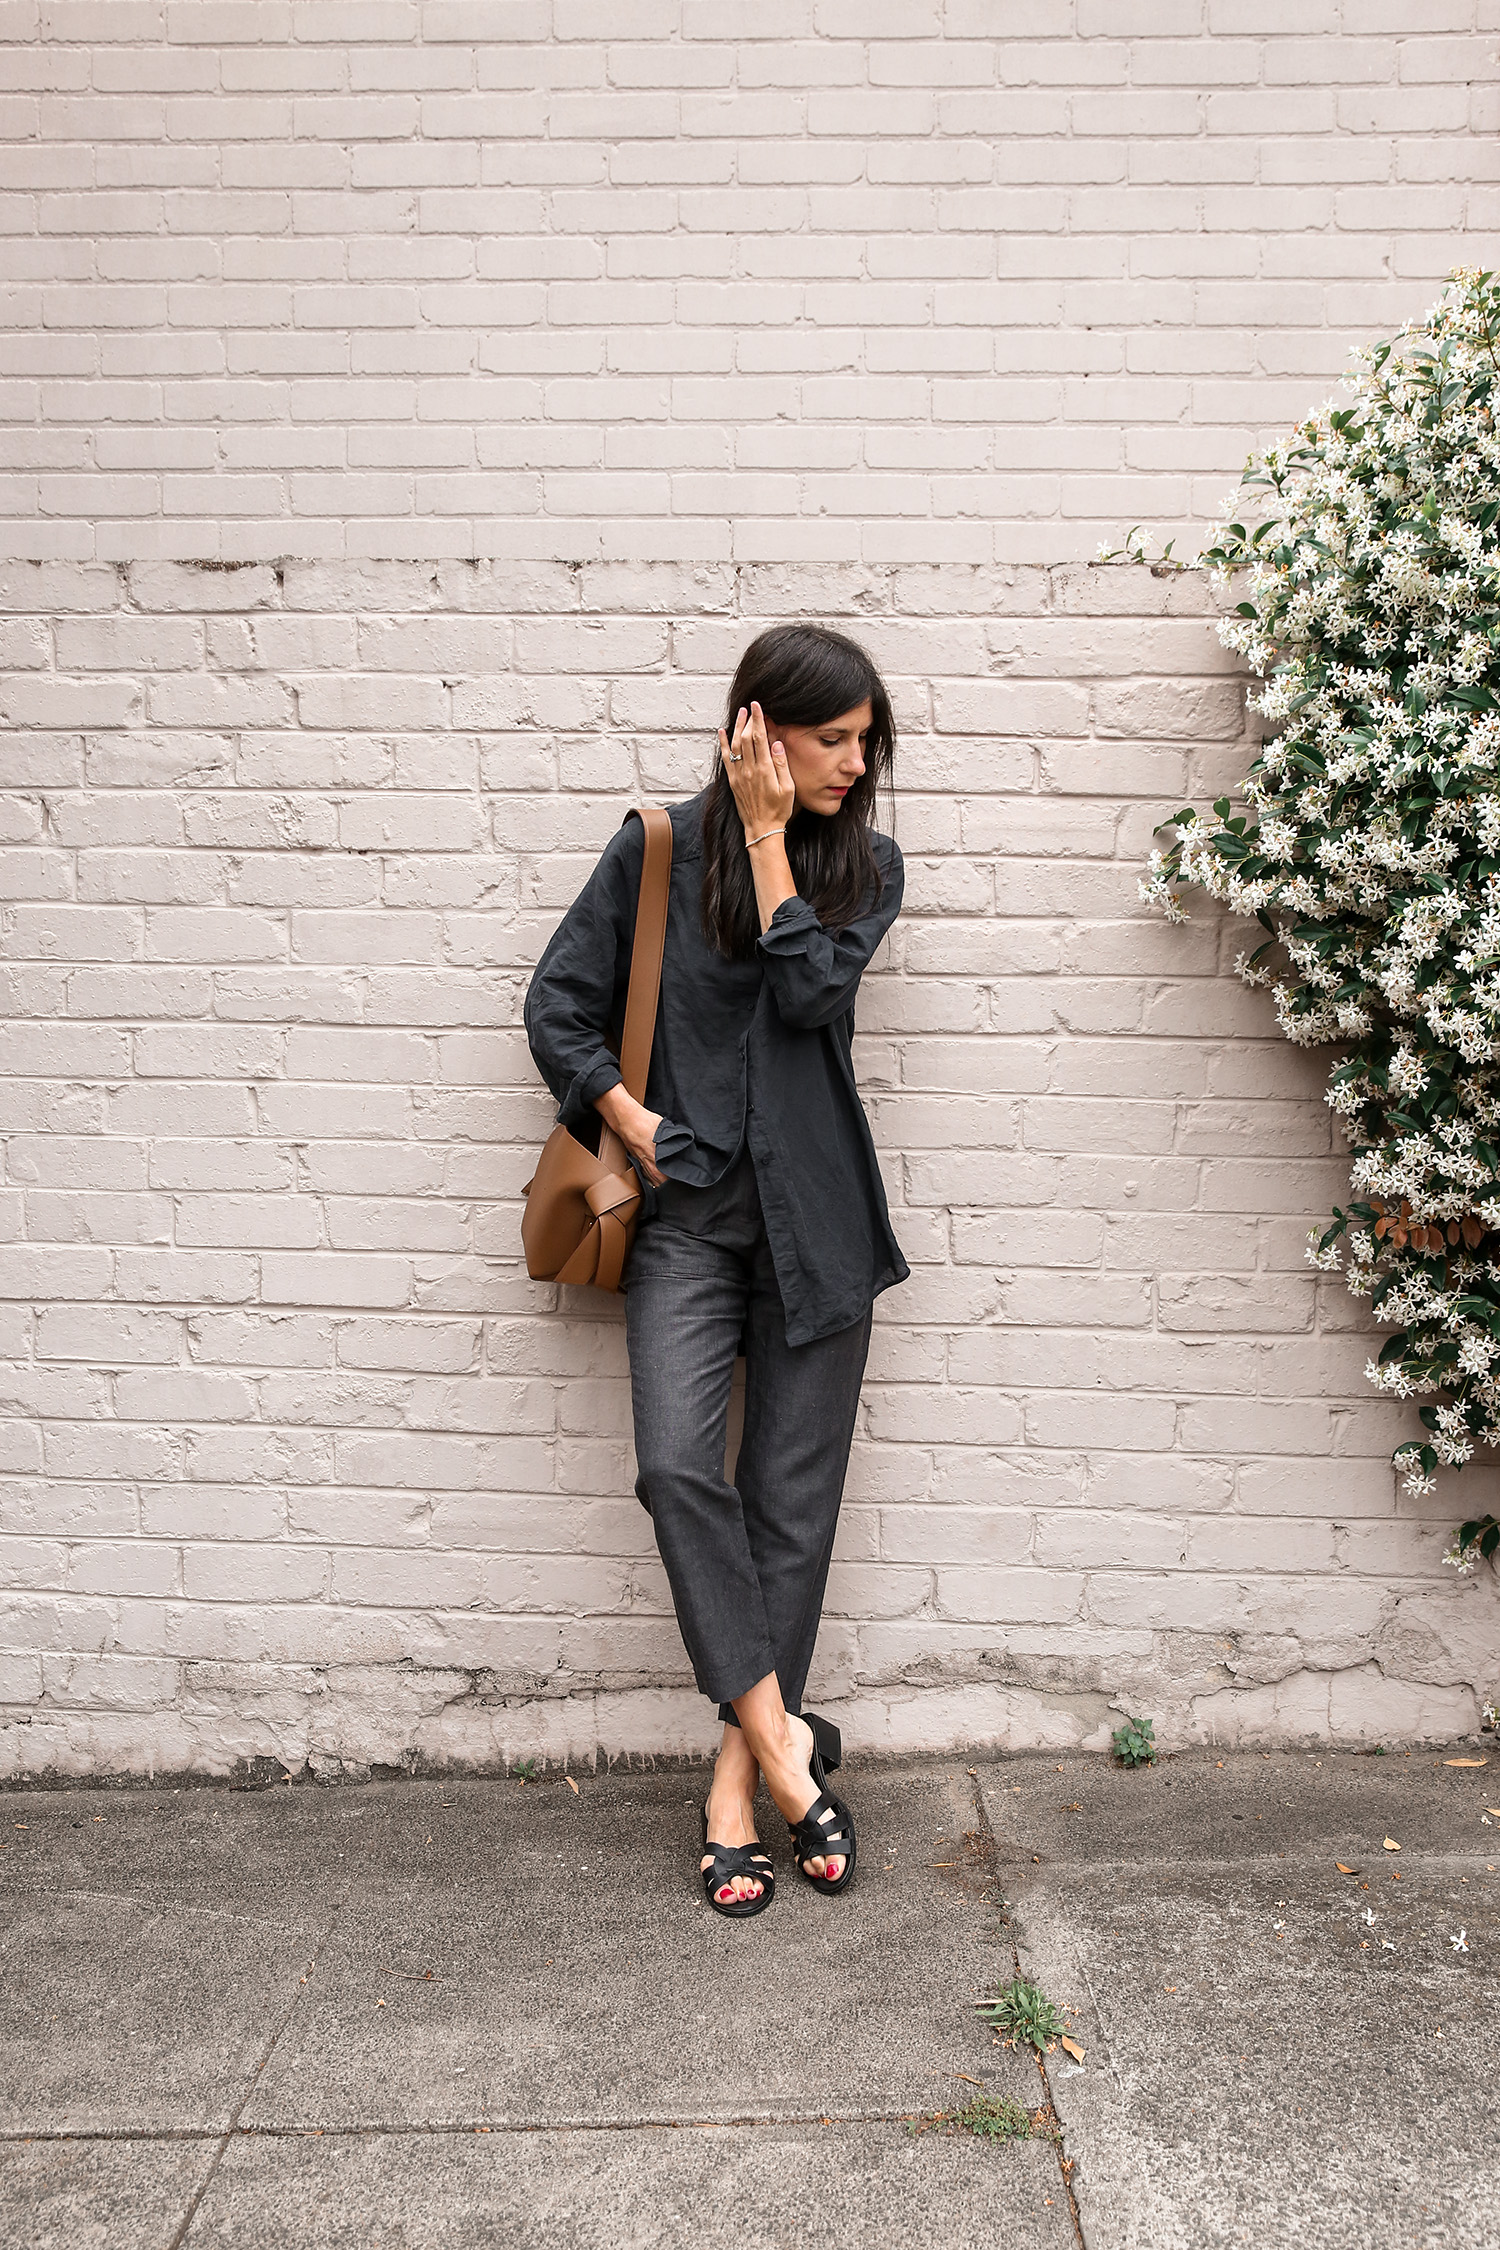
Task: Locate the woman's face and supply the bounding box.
[771,699,873,818]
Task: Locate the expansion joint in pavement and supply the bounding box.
[1,2109,964,2143]
[968,1770,1088,2250]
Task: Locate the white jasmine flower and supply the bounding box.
[1140,270,1500,1562]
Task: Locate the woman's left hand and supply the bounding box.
[719,700,795,839]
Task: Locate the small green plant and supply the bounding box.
[511,1757,539,1781]
[1111,1715,1157,1767]
[907,2090,1038,2141]
[975,1975,1065,2053]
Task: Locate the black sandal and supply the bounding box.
[786,1711,856,1894]
[699,1804,776,1919]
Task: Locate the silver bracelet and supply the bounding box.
[746,826,787,849]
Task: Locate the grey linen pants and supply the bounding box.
[623,1145,872,1722]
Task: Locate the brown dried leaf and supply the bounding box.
[1443,1758,1487,1767]
[1059,2037,1086,2062]
[566,1775,580,1794]
[1383,1837,1401,1851]
[1335,1862,1358,1874]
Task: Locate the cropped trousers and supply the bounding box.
[622,1145,872,1723]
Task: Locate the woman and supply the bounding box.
[523,623,908,1918]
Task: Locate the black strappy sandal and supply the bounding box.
[785,1710,856,1894]
[699,1804,776,1919]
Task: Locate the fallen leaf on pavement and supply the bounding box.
[1444,1758,1487,1768]
[1335,1862,1357,1873]
[1059,2037,1086,2062]
[1383,1837,1401,1851]
[566,1776,579,1795]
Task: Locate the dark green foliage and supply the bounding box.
[1111,1716,1157,1767]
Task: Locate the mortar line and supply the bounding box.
[163,1893,348,2250]
[969,1772,1088,2250]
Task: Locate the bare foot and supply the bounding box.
[701,1734,767,1905]
[759,1713,845,1882]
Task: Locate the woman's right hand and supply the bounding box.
[593,1082,666,1187]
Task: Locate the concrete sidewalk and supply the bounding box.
[0,1746,1493,2250]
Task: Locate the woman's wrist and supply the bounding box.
[593,1081,639,1133]
[742,822,797,931]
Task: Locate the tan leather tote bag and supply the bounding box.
[520,805,673,1295]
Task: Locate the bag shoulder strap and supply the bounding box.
[617,805,673,1104]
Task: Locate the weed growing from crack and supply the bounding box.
[1111,1715,1157,1767]
[907,2091,1058,2142]
[975,1975,1065,2053]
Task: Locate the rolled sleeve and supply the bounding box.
[755,838,904,1032]
[522,816,642,1132]
[555,1050,623,1134]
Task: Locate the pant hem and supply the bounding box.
[716,1690,802,1729]
[702,1656,777,1718]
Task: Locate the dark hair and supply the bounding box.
[701,622,897,961]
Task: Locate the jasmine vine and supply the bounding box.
[1131,267,1500,1569]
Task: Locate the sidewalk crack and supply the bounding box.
[164,1891,347,2249]
[968,1771,1087,2249]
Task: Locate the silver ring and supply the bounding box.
[727,753,742,762]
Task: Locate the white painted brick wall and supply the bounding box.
[1,6,1497,1776]
[4,1,1498,567]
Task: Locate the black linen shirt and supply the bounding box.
[522,788,910,1346]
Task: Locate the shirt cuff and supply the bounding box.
[650,1115,697,1176]
[558,1052,623,1133]
[756,894,821,951]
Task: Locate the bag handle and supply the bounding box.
[614,805,673,1104]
